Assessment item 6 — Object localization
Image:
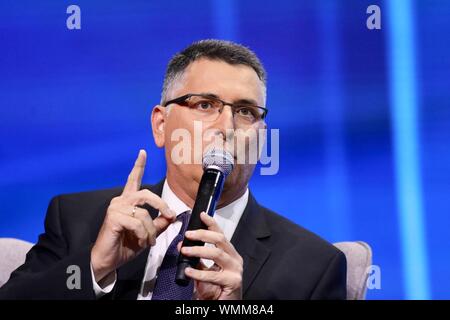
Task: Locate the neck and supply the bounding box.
[166,172,247,209]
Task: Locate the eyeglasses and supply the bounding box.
[163,93,268,125]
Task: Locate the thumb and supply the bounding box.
[153,215,176,237]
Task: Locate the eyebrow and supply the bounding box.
[199,92,260,107]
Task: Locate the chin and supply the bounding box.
[223,168,244,190]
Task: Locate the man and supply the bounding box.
[0,39,346,300]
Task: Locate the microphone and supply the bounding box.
[175,147,234,286]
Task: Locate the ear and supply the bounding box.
[151,105,166,148]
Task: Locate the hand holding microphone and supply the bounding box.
[175,148,244,300]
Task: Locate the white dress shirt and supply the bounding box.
[91,179,248,299]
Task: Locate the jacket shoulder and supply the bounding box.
[44,187,125,245]
[55,186,124,208]
[54,182,162,207]
[260,205,342,258]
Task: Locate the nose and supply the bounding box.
[213,104,236,142]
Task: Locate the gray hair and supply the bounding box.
[161,39,267,104]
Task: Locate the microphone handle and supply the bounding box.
[175,168,225,286]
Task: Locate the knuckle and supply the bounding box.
[130,219,142,232]
[217,249,225,261]
[140,189,161,206]
[134,209,145,219]
[232,249,243,264]
[161,203,170,214]
[109,196,122,207]
[218,234,226,244]
[237,263,243,275]
[142,189,154,198]
[105,209,118,222]
[106,214,122,232]
[233,273,242,286]
[212,273,221,283]
[210,249,219,260]
[137,220,147,233]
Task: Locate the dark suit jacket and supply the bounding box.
[0,180,346,300]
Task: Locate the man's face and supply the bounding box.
[152,58,266,203]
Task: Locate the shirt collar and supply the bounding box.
[161,179,191,217]
[161,179,249,223]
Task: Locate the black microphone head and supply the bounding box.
[202,147,234,176]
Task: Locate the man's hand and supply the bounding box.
[91,150,176,282]
[180,212,243,300]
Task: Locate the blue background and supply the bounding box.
[0,1,449,299]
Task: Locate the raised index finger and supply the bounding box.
[122,149,147,195]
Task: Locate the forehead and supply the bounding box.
[173,58,265,105]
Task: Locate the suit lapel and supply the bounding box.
[231,192,271,296]
[112,180,271,299]
[112,180,165,300]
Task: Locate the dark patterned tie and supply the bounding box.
[151,210,194,300]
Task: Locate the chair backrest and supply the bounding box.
[0,238,33,288]
[333,241,372,300]
[0,237,373,298]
